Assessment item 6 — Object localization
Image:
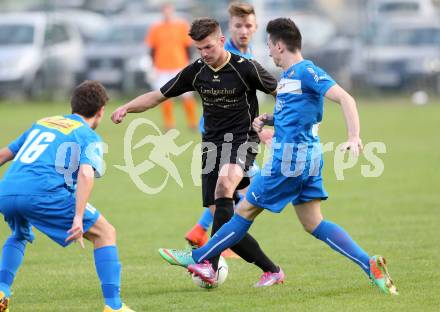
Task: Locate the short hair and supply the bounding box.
[71,80,109,118]
[228,2,255,17]
[189,18,220,41]
[266,18,302,52]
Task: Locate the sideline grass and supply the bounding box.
[0,96,439,311]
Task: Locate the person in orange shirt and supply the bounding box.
[146,3,197,130]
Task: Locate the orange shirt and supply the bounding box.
[146,19,192,70]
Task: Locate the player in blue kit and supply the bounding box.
[0,81,135,312]
[159,18,398,295]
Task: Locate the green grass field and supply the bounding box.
[0,96,439,311]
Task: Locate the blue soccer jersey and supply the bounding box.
[272,60,335,161]
[0,114,104,196]
[247,60,336,212]
[0,114,103,245]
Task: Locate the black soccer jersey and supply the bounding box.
[160,52,277,144]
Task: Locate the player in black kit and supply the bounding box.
[111,18,285,286]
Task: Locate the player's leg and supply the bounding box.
[294,199,371,274]
[184,190,242,248]
[294,199,397,294]
[0,195,33,311]
[84,215,135,311]
[155,71,175,130]
[0,235,26,299]
[160,198,263,284]
[22,194,134,311]
[210,164,279,274]
[181,92,197,130]
[161,99,175,130]
[184,208,211,247]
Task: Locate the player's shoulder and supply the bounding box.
[229,52,251,65]
[229,52,257,72]
[188,58,207,71]
[296,59,327,79]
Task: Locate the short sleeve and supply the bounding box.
[302,65,336,96]
[247,60,278,94]
[160,64,197,97]
[8,127,32,155]
[79,132,104,178]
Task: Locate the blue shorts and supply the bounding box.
[0,194,100,247]
[246,157,328,213]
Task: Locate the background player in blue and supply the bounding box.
[185,2,274,252]
[159,18,398,295]
[0,81,135,312]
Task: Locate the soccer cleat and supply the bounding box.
[185,224,209,247]
[103,303,136,312]
[0,291,9,312]
[188,261,217,285]
[369,255,398,295]
[158,248,195,267]
[254,267,285,287]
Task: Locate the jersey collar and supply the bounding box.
[284,59,307,78]
[67,114,88,126]
[207,51,231,72]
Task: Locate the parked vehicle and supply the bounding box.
[0,12,85,98]
[353,20,440,92]
[84,14,162,94]
[367,0,438,21]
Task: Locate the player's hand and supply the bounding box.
[258,128,274,146]
[252,113,272,132]
[66,215,85,248]
[340,136,363,157]
[111,106,128,124]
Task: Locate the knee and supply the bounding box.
[87,218,117,245]
[102,222,117,243]
[302,223,316,234]
[301,218,322,234]
[215,180,234,198]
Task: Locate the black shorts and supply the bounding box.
[201,142,258,207]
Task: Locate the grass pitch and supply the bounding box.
[0,95,439,311]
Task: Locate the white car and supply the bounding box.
[0,12,85,98]
[367,0,438,21]
[355,20,440,92]
[84,16,157,94]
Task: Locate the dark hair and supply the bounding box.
[266,18,302,52]
[189,18,220,41]
[71,80,109,118]
[228,2,255,17]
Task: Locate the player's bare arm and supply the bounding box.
[0,147,14,167]
[111,90,167,124]
[66,164,95,248]
[325,84,363,156]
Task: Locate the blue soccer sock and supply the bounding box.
[94,246,122,310]
[197,208,213,231]
[0,236,27,297]
[192,214,253,263]
[312,220,371,276]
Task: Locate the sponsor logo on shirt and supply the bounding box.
[277,78,302,94]
[37,116,83,135]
